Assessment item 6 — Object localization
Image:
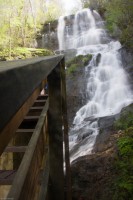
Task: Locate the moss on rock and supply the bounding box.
[0,47,53,61]
[66,54,92,75]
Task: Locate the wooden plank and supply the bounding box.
[7,99,49,200]
[35,100,46,103]
[38,95,48,100]
[0,85,43,156]
[0,170,44,185]
[47,62,64,200]
[4,146,27,153]
[28,107,44,116]
[16,129,34,133]
[0,170,16,185]
[33,100,46,107]
[24,116,40,121]
[30,107,44,110]
[39,153,49,200]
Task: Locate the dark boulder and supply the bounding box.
[77,129,93,141]
[71,147,117,200]
[96,53,101,66]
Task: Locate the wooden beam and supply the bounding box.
[30,107,44,110]
[39,152,49,200]
[4,146,27,153]
[16,129,34,133]
[47,62,64,200]
[24,116,40,121]
[60,59,72,200]
[0,170,17,185]
[7,99,49,199]
[0,55,63,132]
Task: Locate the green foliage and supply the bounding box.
[66,55,84,68]
[82,0,107,16]
[0,0,63,51]
[115,112,133,130]
[0,47,53,60]
[112,110,133,200]
[82,54,92,66]
[105,0,133,50]
[44,1,62,22]
[67,64,79,75]
[66,54,92,68]
[66,54,92,75]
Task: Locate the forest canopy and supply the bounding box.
[0,0,63,51]
[105,0,133,50]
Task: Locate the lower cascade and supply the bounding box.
[57,9,133,162]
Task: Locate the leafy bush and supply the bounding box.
[66,55,84,68]
[113,110,133,200]
[82,54,92,66]
[66,54,92,75]
[105,0,133,50]
[0,47,53,61]
[115,112,133,130]
[67,64,78,75]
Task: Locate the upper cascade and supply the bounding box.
[57,8,106,50]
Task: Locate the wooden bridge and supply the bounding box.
[0,55,71,200]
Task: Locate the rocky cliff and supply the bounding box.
[71,103,133,200]
[67,49,133,200]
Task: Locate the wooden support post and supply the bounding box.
[48,63,64,200]
[60,58,72,200]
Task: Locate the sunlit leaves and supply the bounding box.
[105,0,133,50]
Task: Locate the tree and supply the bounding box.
[0,0,63,52]
[44,0,63,22]
[105,0,133,50]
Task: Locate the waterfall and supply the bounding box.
[57,9,133,162]
[57,16,66,50]
[57,9,106,50]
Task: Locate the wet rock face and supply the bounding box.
[119,47,133,89]
[71,148,116,200]
[93,113,121,152]
[66,66,87,126]
[36,20,58,50]
[71,103,133,200]
[66,54,93,126]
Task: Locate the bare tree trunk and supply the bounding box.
[9,18,12,59]
[29,0,37,33]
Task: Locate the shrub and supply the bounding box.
[67,64,78,75]
[113,109,133,200]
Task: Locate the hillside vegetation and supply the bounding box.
[0,48,53,61]
[0,0,62,59]
[113,106,133,200]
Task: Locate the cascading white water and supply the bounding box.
[57,9,133,162]
[57,16,66,50]
[58,9,106,50]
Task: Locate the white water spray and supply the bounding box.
[57,16,66,50]
[57,9,133,162]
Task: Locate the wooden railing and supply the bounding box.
[0,55,71,200]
